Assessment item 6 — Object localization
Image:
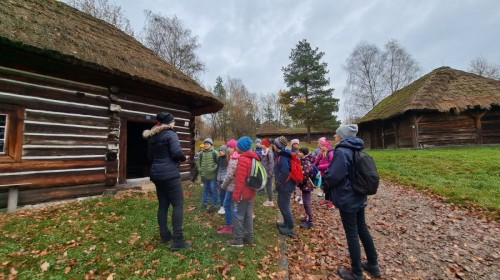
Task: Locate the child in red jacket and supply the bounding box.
[228,136,260,247]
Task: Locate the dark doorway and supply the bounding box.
[126,121,152,179]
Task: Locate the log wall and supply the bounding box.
[359,109,500,149]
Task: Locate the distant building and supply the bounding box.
[357,67,500,149]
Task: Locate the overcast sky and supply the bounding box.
[117,0,500,119]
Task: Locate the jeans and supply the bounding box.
[339,208,378,276]
[265,176,273,201]
[201,179,218,207]
[277,186,294,228]
[153,178,184,241]
[219,186,226,208]
[232,199,253,242]
[223,191,233,225]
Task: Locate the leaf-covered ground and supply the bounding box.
[271,181,499,279]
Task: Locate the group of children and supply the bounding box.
[191,134,338,245]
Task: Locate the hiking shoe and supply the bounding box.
[217,206,225,215]
[243,238,254,246]
[217,225,233,235]
[361,261,381,277]
[299,221,313,229]
[278,227,296,238]
[227,239,243,247]
[170,241,192,251]
[327,201,335,209]
[317,190,325,197]
[275,222,287,228]
[262,200,274,207]
[207,205,218,213]
[337,267,364,280]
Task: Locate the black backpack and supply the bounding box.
[350,150,379,195]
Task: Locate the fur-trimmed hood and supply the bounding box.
[143,124,171,138]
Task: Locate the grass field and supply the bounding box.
[366,146,500,211]
[0,186,282,279]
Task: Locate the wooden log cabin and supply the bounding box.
[357,67,500,149]
[0,0,222,211]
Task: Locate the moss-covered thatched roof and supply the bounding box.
[0,0,222,115]
[359,67,500,123]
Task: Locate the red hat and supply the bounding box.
[261,138,271,147]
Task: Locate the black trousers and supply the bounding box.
[153,178,184,241]
[339,208,378,276]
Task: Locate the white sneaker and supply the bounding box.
[295,195,301,202]
[317,190,324,197]
[262,200,274,207]
[299,198,303,205]
[217,206,225,215]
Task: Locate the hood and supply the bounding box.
[336,137,365,151]
[230,152,241,159]
[241,150,260,160]
[143,124,171,138]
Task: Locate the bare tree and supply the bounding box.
[468,57,500,80]
[343,41,386,120]
[225,78,258,138]
[343,40,420,120]
[383,40,421,92]
[67,0,135,36]
[142,11,206,79]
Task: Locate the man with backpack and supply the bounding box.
[326,125,380,280]
[274,136,299,238]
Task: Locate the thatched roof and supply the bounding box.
[359,67,500,123]
[0,0,222,115]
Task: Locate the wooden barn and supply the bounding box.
[255,121,334,144]
[0,0,222,211]
[357,67,500,149]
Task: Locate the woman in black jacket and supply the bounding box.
[143,112,191,251]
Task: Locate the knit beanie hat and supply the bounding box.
[274,136,288,150]
[226,139,237,149]
[237,136,253,152]
[199,143,205,148]
[320,139,332,150]
[298,147,309,155]
[219,145,227,153]
[255,138,261,144]
[261,138,271,148]
[156,112,175,124]
[204,138,213,145]
[336,124,358,139]
[291,139,300,146]
[318,137,326,143]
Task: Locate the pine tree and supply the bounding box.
[281,39,340,140]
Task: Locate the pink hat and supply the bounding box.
[320,139,331,149]
[226,139,237,149]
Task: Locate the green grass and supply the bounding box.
[0,187,281,279]
[366,146,500,212]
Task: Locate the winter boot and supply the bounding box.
[361,261,381,277]
[337,268,364,280]
[170,240,192,251]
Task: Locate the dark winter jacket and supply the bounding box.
[216,155,228,182]
[328,137,367,213]
[143,124,186,181]
[274,149,296,192]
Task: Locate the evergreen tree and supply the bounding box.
[213,76,228,141]
[281,39,340,140]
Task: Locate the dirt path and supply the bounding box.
[284,181,500,279]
